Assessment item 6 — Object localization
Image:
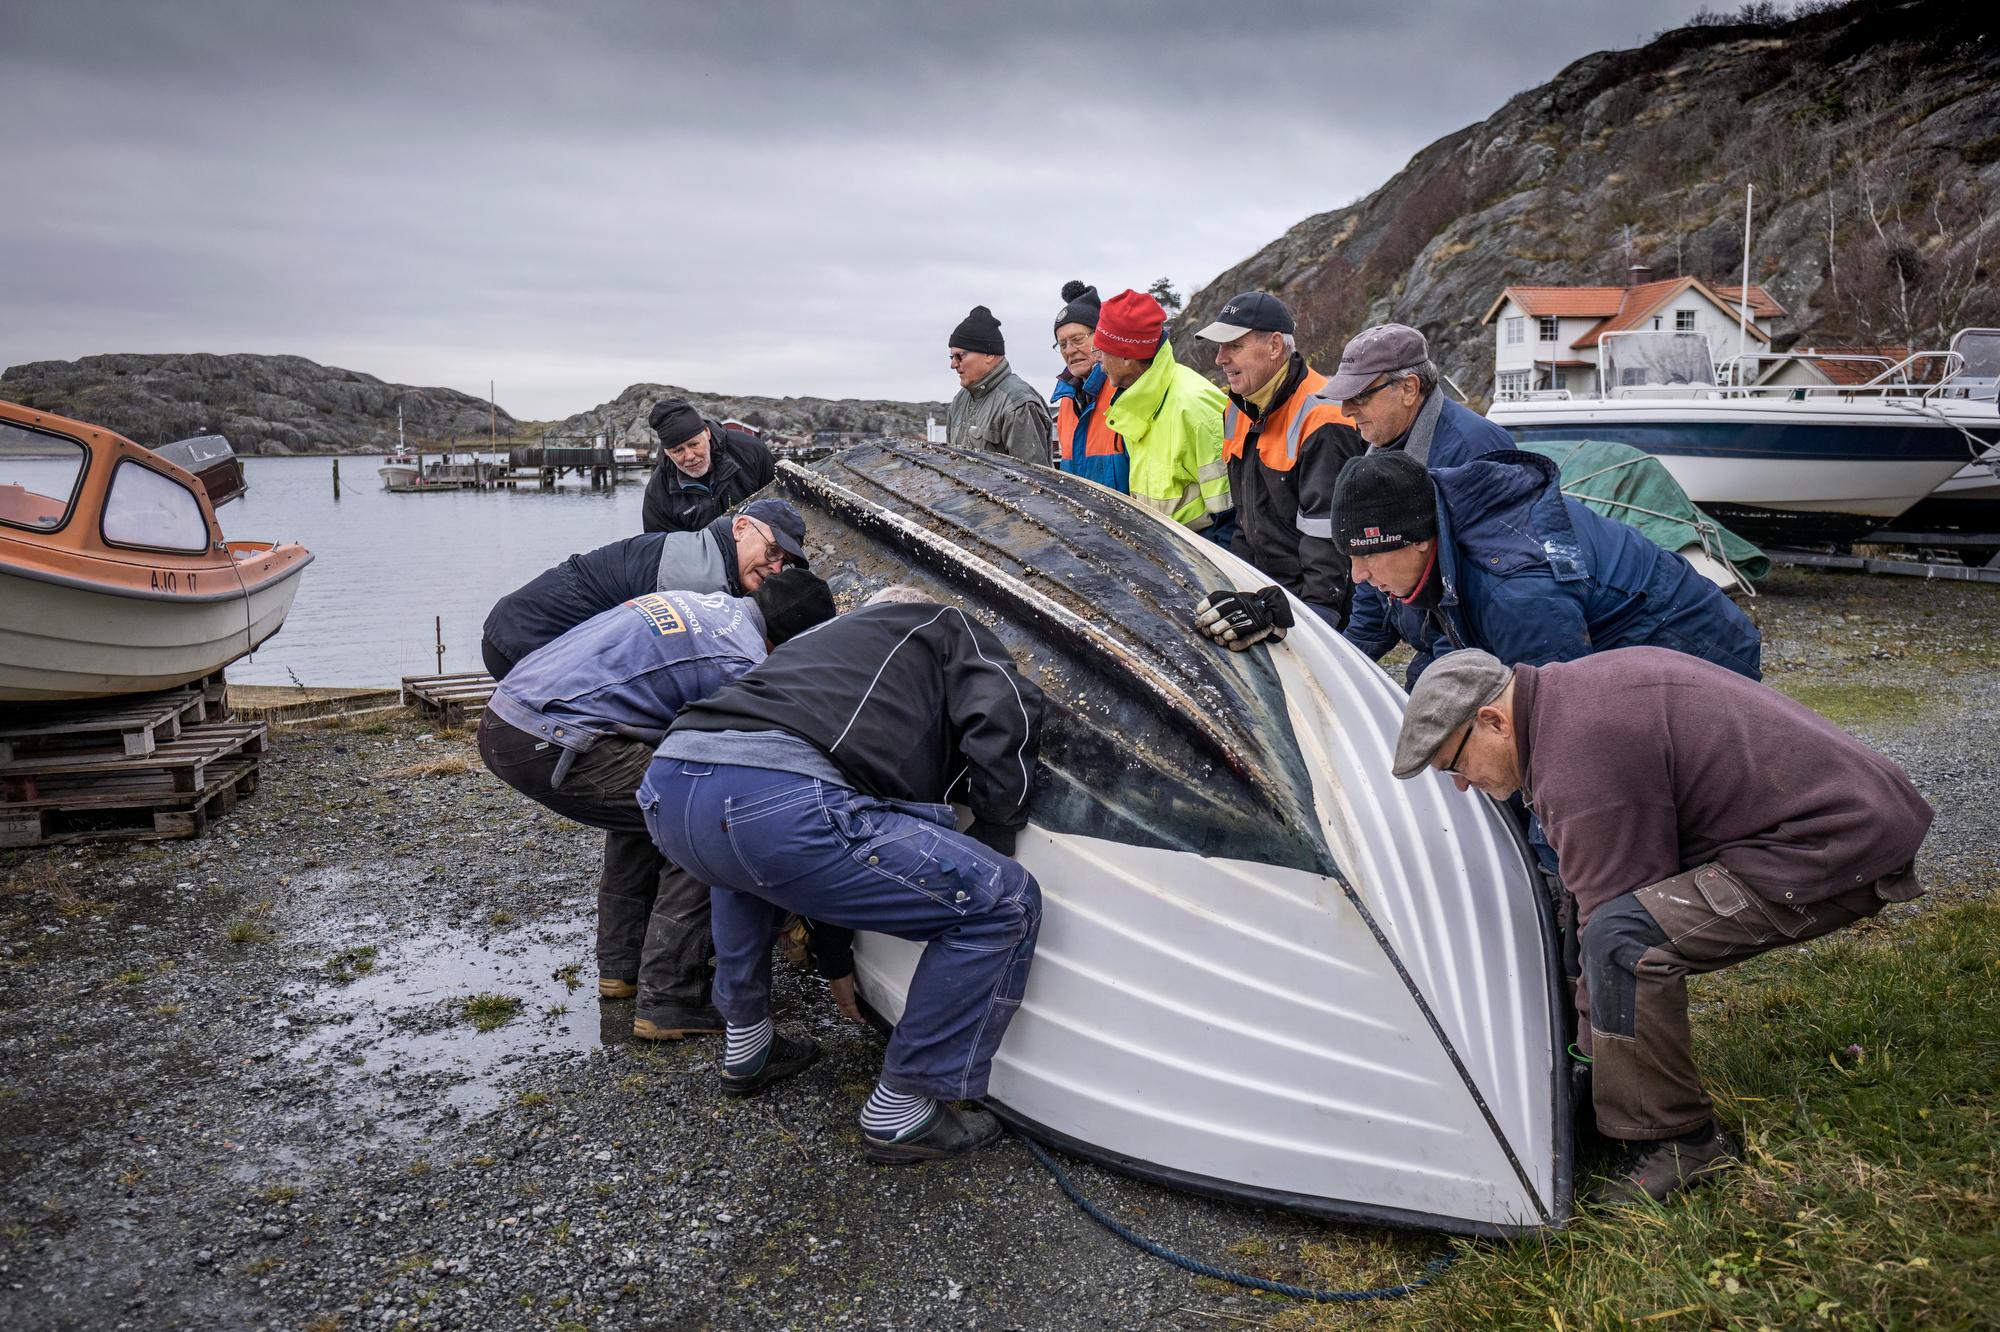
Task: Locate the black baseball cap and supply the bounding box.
[1194,291,1296,342]
[738,497,810,567]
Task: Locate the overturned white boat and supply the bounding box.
[778,443,1570,1236]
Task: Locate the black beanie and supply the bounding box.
[1054,280,1101,335]
[753,568,838,646]
[647,397,705,447]
[1331,451,1439,554]
[950,305,1005,355]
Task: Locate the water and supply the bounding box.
[218,456,649,686]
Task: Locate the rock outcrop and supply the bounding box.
[1178,0,2000,405]
[0,352,518,455]
[544,385,947,449]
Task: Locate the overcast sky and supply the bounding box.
[4,0,1717,419]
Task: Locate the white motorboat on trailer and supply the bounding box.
[779,442,1569,1237]
[1488,331,2000,543]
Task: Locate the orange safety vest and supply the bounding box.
[1223,367,1353,472]
[1055,382,1124,463]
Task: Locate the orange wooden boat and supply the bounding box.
[0,398,313,702]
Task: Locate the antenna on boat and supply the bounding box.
[1736,184,1755,377]
[397,402,406,453]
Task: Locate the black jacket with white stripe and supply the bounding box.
[666,601,1046,830]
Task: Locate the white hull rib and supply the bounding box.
[831,460,1565,1237]
[0,561,308,701]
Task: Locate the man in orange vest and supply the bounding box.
[1048,281,1128,492]
[1191,292,1367,643]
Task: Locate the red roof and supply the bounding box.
[1483,279,1785,339]
[1774,347,1914,386]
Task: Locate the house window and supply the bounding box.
[1675,309,1697,332]
[1504,316,1524,346]
[1552,370,1569,390]
[1496,370,1532,398]
[1537,316,1560,342]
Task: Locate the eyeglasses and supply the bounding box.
[948,351,971,366]
[1054,335,1093,354]
[1344,373,1409,408]
[745,519,786,567]
[1441,723,1474,777]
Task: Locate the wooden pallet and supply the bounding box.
[0,720,265,796]
[0,754,260,847]
[401,671,497,727]
[0,676,226,763]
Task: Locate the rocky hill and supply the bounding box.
[1178,0,2000,404]
[0,352,518,455]
[544,385,947,448]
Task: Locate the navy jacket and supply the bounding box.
[1344,451,1763,687]
[1411,396,1518,471]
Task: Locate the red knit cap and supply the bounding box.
[1093,289,1166,358]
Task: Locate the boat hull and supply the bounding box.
[0,557,309,701]
[784,443,1567,1236]
[1490,400,1991,542]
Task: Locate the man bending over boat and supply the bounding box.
[640,584,1046,1163]
[1391,647,1931,1205]
[477,571,837,1041]
[480,497,808,680]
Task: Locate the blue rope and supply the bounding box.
[1013,1129,1457,1304]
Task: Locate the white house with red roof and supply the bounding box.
[1481,274,1785,399]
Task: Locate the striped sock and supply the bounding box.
[860,1084,936,1140]
[723,1018,773,1074]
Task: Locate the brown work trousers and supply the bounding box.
[1578,861,1920,1140]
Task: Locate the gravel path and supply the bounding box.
[2,566,1994,1331]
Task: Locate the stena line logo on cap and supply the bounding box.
[1364,526,1381,537]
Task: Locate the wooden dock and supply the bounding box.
[401,671,498,727]
[0,677,265,847]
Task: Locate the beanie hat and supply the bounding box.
[949,305,1005,355]
[647,398,706,447]
[1054,280,1102,335]
[1093,289,1166,359]
[1331,451,1439,553]
[752,567,838,646]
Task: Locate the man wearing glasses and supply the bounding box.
[1390,647,1930,1207]
[1048,281,1127,492]
[642,397,777,534]
[945,304,1054,466]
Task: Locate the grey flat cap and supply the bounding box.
[1393,649,1513,779]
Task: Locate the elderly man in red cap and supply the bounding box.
[1091,288,1232,535]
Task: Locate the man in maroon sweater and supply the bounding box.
[1393,646,1932,1205]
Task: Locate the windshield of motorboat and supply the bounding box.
[1600,332,1718,398]
[1948,329,2000,394]
[0,421,87,533]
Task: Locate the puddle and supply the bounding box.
[285,917,611,1117]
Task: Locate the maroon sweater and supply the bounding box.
[1515,647,1933,923]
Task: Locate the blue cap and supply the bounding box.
[738,497,809,566]
[1194,291,1296,342]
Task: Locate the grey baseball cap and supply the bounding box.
[738,497,810,566]
[1194,291,1296,342]
[1392,649,1513,779]
[1325,323,1431,401]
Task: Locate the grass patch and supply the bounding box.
[459,992,523,1032]
[553,962,582,992]
[486,909,514,927]
[1770,681,1927,729]
[378,753,473,780]
[516,1091,549,1109]
[1266,899,2000,1329]
[327,945,378,983]
[224,898,275,946]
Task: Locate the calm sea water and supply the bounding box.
[218,456,648,686]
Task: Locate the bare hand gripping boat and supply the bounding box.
[0,399,313,702]
[778,442,1570,1236]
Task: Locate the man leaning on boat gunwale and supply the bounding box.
[1392,647,1932,1208]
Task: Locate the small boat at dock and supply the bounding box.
[0,399,313,702]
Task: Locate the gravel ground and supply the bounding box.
[2,566,1995,1332]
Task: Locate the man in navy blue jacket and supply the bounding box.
[1333,450,1762,686]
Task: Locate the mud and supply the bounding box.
[1,566,1996,1331]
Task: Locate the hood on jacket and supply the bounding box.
[1433,450,1586,583]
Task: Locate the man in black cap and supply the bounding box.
[642,397,777,534]
[1049,281,1128,490]
[1191,291,1366,643]
[945,304,1052,466]
[479,571,838,1041]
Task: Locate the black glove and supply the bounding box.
[1193,586,1294,651]
[966,818,1019,857]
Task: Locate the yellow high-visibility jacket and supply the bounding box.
[1103,338,1231,529]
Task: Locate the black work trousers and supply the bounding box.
[476,713,710,1019]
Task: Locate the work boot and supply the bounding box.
[863,1103,1004,1165]
[1589,1123,1738,1207]
[598,977,638,1000]
[632,1004,726,1041]
[718,1031,820,1097]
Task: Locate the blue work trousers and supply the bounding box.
[639,759,1041,1101]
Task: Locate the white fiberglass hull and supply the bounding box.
[852,525,1563,1235]
[0,559,308,701]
